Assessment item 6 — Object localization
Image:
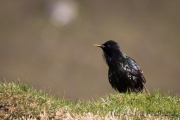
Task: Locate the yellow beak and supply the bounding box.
[93,44,101,47]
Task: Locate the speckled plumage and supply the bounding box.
[94,40,146,93]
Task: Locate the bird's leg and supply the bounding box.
[143,84,150,95]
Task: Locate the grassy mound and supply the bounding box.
[0,81,180,119]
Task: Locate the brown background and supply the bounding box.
[0,0,180,99]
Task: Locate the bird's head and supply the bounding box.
[94,40,120,54]
[94,40,122,65]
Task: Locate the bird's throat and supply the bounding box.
[103,52,123,66]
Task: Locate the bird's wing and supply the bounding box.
[122,57,146,83]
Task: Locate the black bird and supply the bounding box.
[94,40,146,93]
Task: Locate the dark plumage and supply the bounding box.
[94,40,146,93]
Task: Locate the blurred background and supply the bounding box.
[0,0,180,100]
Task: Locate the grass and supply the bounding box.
[0,81,180,119]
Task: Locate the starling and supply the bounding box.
[94,40,146,93]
